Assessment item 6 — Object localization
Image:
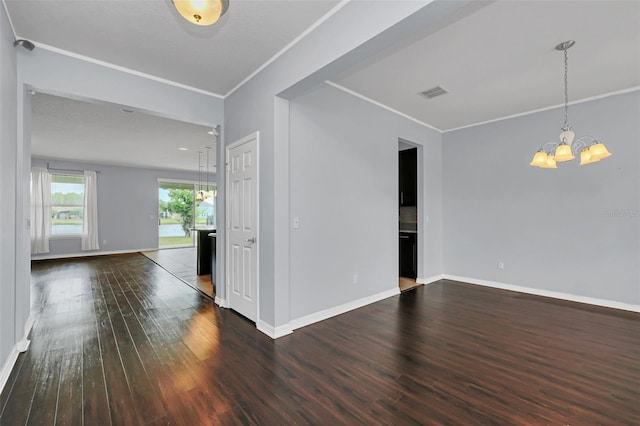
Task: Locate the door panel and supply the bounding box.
[227,133,258,322]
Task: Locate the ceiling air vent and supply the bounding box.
[419,86,448,99]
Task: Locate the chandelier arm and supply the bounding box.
[540,141,559,154]
[570,135,597,155]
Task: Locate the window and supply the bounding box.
[50,174,85,236]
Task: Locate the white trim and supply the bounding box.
[225,0,351,98]
[324,82,640,135]
[214,296,228,308]
[17,314,36,353]
[289,287,401,331]
[417,274,444,285]
[31,247,158,261]
[326,81,443,133]
[157,177,199,185]
[31,42,224,99]
[0,346,19,396]
[444,86,640,133]
[256,320,293,339]
[443,274,640,313]
[1,0,17,38]
[16,339,30,353]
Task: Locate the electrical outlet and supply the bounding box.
[498,261,505,270]
[292,217,300,229]
[353,274,359,284]
[102,240,107,246]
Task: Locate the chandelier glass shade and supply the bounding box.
[173,0,229,26]
[530,40,611,168]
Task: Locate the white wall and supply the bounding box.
[442,91,640,307]
[288,84,442,320]
[0,0,20,391]
[31,158,204,257]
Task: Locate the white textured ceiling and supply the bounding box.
[5,0,340,96]
[32,93,218,173]
[333,0,640,131]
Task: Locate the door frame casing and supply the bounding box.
[225,131,260,323]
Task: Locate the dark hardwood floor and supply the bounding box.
[141,248,214,299]
[1,253,638,425]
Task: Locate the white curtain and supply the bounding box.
[30,167,51,254]
[81,170,100,251]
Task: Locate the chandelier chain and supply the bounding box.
[563,48,569,130]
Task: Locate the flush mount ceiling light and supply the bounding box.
[172,0,229,26]
[530,40,611,169]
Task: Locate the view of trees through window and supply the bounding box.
[51,174,85,235]
[158,181,215,247]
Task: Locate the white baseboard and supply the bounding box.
[214,296,228,308]
[0,346,20,397]
[256,320,293,339]
[16,314,35,353]
[289,287,401,331]
[16,338,30,353]
[24,314,35,338]
[417,274,444,285]
[443,274,640,313]
[31,247,158,261]
[1,313,36,393]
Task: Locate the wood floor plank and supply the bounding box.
[54,319,84,426]
[2,254,638,425]
[0,351,31,424]
[26,348,64,424]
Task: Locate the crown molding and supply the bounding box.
[325,81,444,133]
[224,0,351,98]
[31,42,225,99]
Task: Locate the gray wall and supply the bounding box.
[224,1,443,330]
[19,48,223,127]
[442,91,640,305]
[0,1,18,379]
[31,157,204,257]
[289,84,442,319]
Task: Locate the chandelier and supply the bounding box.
[172,0,229,26]
[530,40,611,169]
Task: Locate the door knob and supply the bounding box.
[246,237,256,244]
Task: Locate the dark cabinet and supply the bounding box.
[195,229,215,275]
[209,233,217,291]
[399,148,417,206]
[399,232,417,279]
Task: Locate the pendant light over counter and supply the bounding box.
[529,40,612,169]
[194,127,219,203]
[196,151,204,202]
[172,0,229,26]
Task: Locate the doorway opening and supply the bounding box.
[398,140,420,292]
[158,180,216,249]
[158,181,196,248]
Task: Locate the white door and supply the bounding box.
[226,133,258,322]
